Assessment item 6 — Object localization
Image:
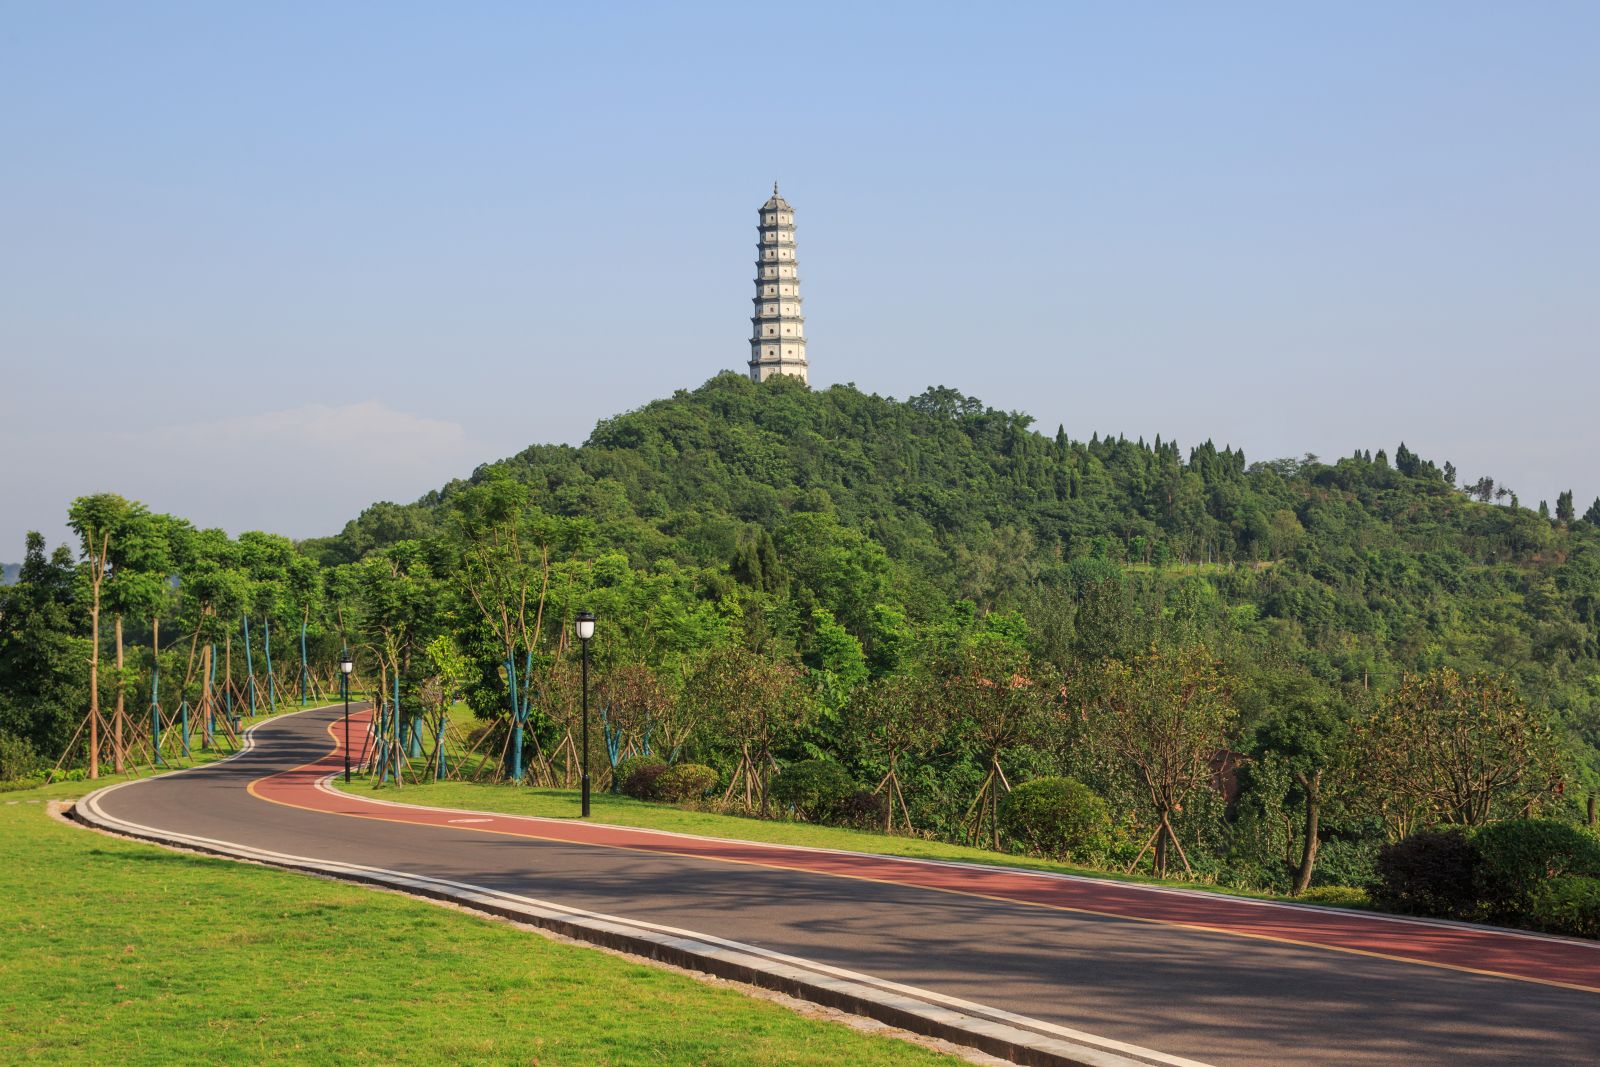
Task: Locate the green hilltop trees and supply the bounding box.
[2,373,1599,913]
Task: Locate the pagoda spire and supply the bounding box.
[748,185,808,383]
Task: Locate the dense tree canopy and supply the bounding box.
[5,373,1598,897]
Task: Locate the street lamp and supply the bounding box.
[340,649,355,783]
[576,610,596,817]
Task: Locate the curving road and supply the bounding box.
[77,705,1600,1066]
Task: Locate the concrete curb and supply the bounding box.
[71,777,1204,1067]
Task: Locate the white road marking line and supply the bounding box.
[77,755,1208,1067]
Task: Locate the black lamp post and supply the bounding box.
[339,648,355,782]
[576,610,596,817]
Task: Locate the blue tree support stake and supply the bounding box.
[150,659,162,766]
[603,706,623,792]
[207,643,217,746]
[264,617,276,712]
[434,712,446,780]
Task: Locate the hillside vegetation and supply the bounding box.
[315,372,1600,771]
[5,372,1598,910]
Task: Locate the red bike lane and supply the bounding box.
[252,708,1600,997]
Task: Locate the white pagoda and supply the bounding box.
[748,184,809,383]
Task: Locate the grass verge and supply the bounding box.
[329,775,1363,908]
[0,777,959,1065]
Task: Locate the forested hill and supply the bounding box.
[307,371,1600,776]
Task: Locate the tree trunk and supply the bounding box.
[202,642,214,743]
[113,615,125,773]
[1292,774,1321,896]
[88,559,102,780]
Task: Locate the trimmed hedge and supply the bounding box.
[1371,820,1600,936]
[999,776,1110,860]
[1371,828,1480,919]
[1530,875,1600,939]
[1472,819,1600,922]
[656,763,718,803]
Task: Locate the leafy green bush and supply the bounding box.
[770,759,857,821]
[0,732,40,781]
[1529,875,1600,939]
[613,755,660,795]
[1311,837,1380,890]
[1371,828,1480,919]
[999,776,1110,859]
[655,763,718,803]
[1472,819,1600,921]
[835,790,890,831]
[1296,885,1370,908]
[618,759,669,800]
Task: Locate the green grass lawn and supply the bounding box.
[0,776,958,1065]
[330,775,1362,908]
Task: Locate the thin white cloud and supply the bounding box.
[131,400,471,463]
[5,402,482,554]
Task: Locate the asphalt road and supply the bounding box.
[83,706,1600,1066]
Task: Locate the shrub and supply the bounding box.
[656,763,718,803]
[619,759,670,800]
[999,776,1110,859]
[1529,875,1600,940]
[0,732,40,782]
[1296,886,1370,908]
[770,759,857,821]
[834,789,890,831]
[1311,837,1380,890]
[1473,819,1600,922]
[1371,828,1480,919]
[613,755,660,795]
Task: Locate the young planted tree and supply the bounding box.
[595,662,672,778]
[843,671,943,833]
[420,634,475,780]
[686,644,807,813]
[445,468,555,782]
[355,542,444,784]
[284,555,323,705]
[102,510,172,770]
[66,493,138,778]
[1248,672,1349,894]
[938,639,1046,850]
[177,530,250,754]
[238,531,298,713]
[1084,643,1236,878]
[1353,668,1564,836]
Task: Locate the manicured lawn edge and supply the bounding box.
[2,773,964,1066]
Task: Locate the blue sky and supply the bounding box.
[3,3,1597,555]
